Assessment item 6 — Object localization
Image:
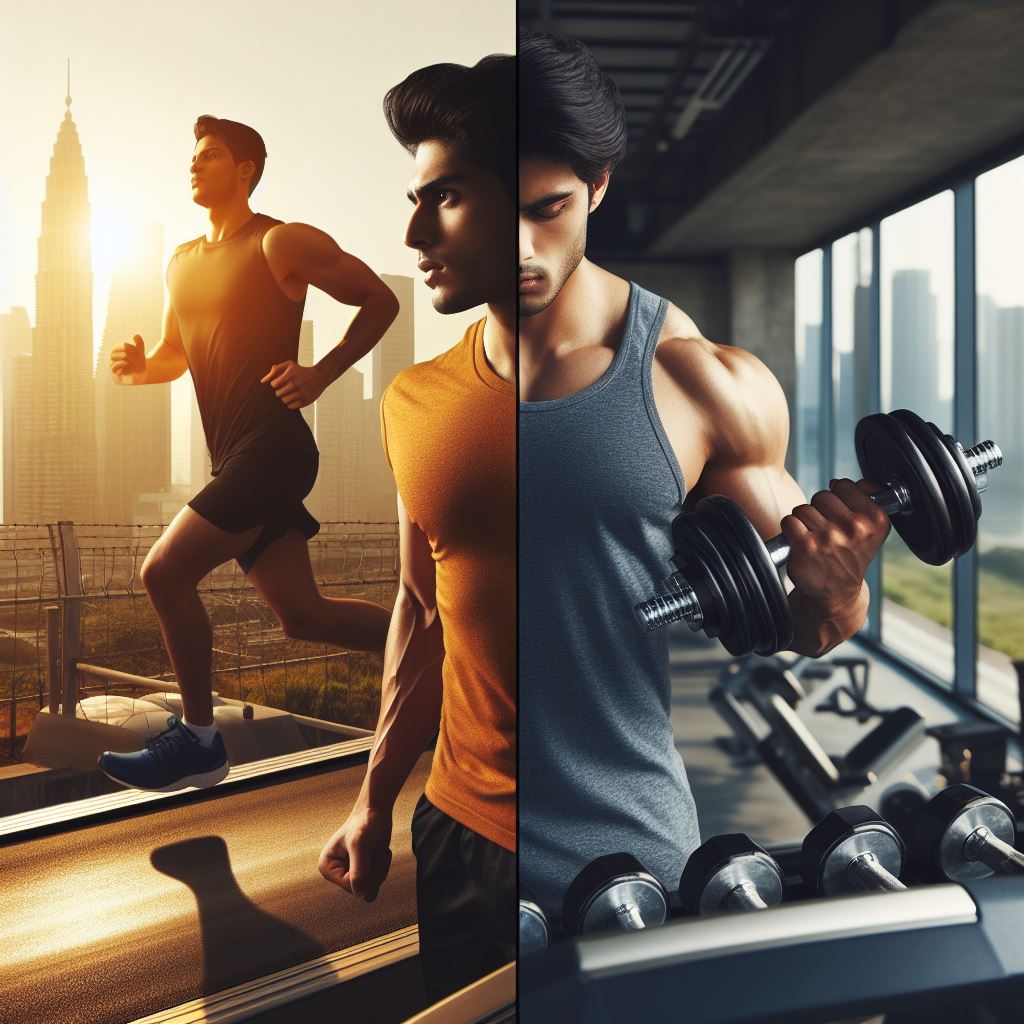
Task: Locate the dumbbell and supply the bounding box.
[910,783,1024,882]
[634,409,1003,656]
[678,833,785,915]
[801,806,907,895]
[519,893,551,955]
[563,853,668,936]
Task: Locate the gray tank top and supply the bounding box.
[519,281,701,918]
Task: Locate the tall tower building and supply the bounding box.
[18,68,97,523]
[890,269,942,428]
[372,275,415,402]
[368,274,414,520]
[312,367,367,521]
[95,223,170,523]
[1,307,32,522]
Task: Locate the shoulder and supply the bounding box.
[262,220,341,256]
[654,303,788,461]
[170,235,204,258]
[383,327,476,410]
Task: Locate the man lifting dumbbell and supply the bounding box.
[519,31,896,921]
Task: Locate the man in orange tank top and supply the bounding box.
[99,115,399,793]
[317,58,516,1002]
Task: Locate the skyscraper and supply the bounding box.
[17,71,97,523]
[367,274,414,519]
[0,306,32,522]
[890,269,944,428]
[94,223,170,523]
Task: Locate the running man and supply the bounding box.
[317,58,516,1003]
[99,115,399,793]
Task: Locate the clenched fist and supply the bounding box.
[318,805,394,902]
[781,478,891,613]
[110,334,147,385]
[260,360,327,410]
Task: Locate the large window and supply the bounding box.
[795,249,824,497]
[797,150,1024,723]
[975,155,1024,723]
[879,192,956,684]
[832,229,873,482]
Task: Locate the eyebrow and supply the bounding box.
[519,191,573,213]
[406,174,468,203]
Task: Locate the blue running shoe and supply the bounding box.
[98,715,230,792]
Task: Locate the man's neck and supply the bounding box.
[482,301,516,383]
[518,259,628,359]
[205,198,255,243]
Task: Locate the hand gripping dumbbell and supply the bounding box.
[910,783,1024,882]
[801,806,908,895]
[678,833,785,915]
[563,853,669,936]
[519,892,551,955]
[634,409,1003,657]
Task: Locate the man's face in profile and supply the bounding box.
[190,134,251,208]
[404,139,514,314]
[518,155,596,318]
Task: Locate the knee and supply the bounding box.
[279,611,316,642]
[140,554,186,602]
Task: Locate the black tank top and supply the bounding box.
[167,213,317,472]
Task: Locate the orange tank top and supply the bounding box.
[380,319,515,851]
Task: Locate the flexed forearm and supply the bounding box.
[357,585,444,815]
[314,289,400,389]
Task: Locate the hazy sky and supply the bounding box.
[0,0,512,372]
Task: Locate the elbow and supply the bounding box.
[375,282,401,325]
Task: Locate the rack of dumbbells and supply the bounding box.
[520,785,1024,1023]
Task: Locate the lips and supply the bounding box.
[519,275,545,293]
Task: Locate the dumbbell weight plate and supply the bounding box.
[891,410,976,559]
[678,833,785,916]
[519,898,550,955]
[563,853,668,935]
[855,412,955,565]
[672,503,743,646]
[910,784,1018,882]
[801,805,905,895]
[708,496,794,656]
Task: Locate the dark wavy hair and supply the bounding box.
[383,55,515,198]
[519,31,627,185]
[194,115,268,196]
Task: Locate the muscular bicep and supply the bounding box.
[687,346,807,539]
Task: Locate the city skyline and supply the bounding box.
[0,1,511,376]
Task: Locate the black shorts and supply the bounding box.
[187,446,320,575]
[411,794,516,1004]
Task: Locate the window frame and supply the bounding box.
[796,135,1024,734]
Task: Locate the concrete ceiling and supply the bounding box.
[647,0,1024,256]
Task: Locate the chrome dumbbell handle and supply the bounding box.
[725,880,769,911]
[634,441,1002,633]
[847,852,906,893]
[614,901,647,930]
[964,827,1024,875]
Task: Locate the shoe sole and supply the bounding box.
[99,761,231,793]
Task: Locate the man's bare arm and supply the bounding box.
[358,494,444,814]
[660,338,889,657]
[262,222,399,400]
[109,297,189,385]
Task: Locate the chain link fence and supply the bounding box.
[0,521,399,765]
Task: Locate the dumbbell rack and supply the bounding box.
[520,876,1024,1023]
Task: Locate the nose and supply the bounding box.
[519,215,535,264]
[404,202,435,251]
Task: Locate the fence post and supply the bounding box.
[56,521,83,717]
[46,605,61,714]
